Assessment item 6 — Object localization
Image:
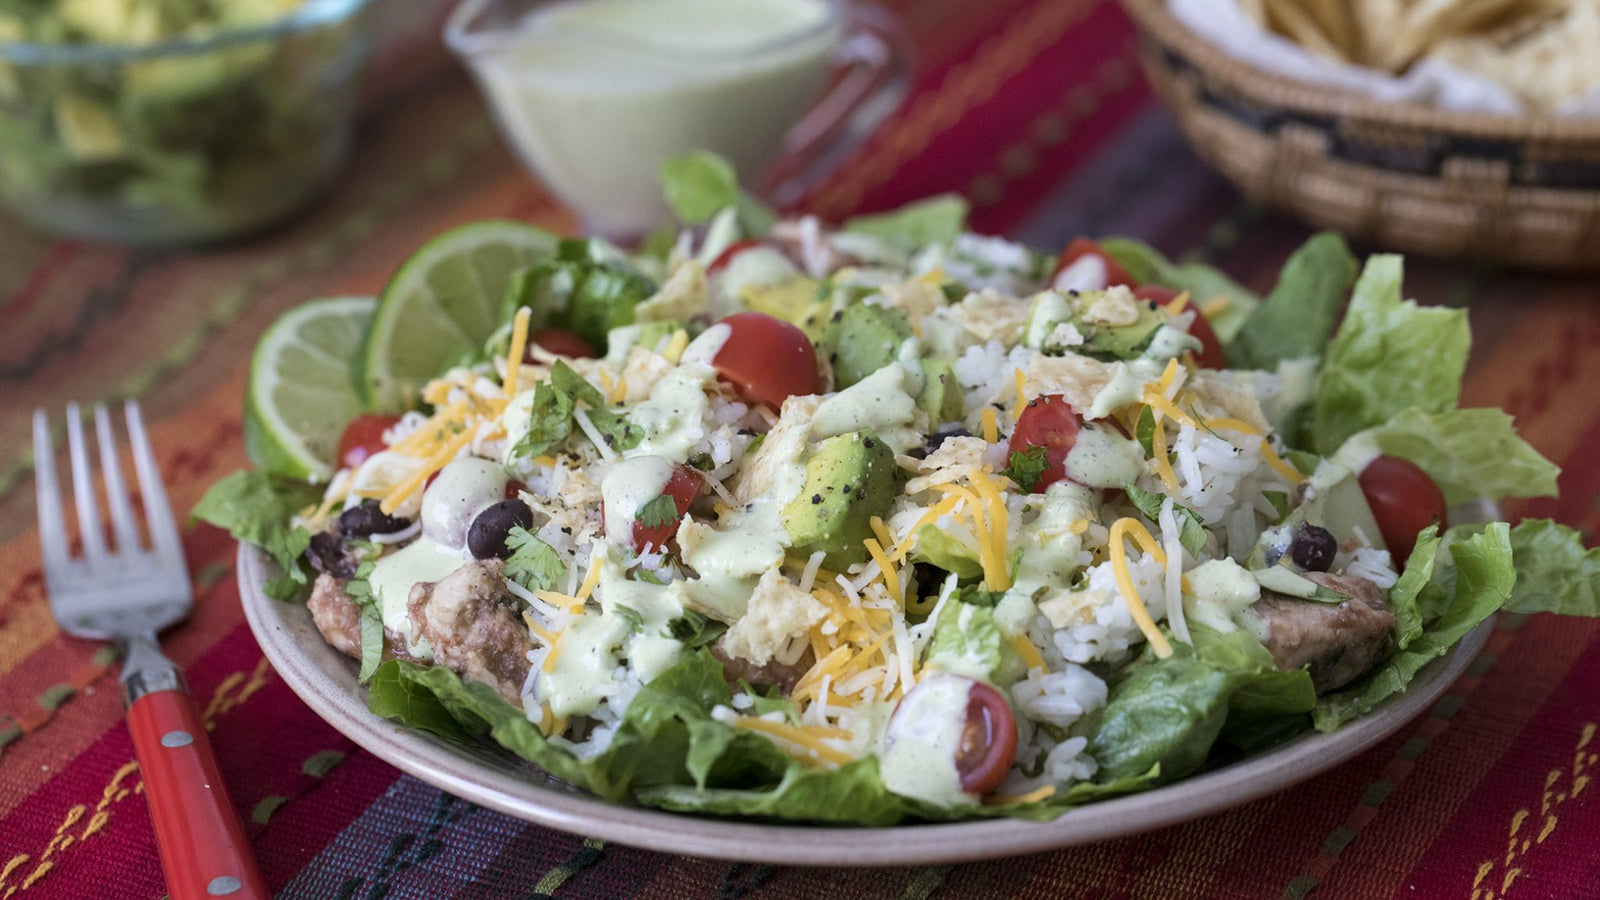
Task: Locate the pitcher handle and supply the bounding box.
[761,3,913,210]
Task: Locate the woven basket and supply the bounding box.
[1118,0,1600,270]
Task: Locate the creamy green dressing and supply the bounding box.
[880,673,974,807]
[421,457,509,549]
[369,537,469,653]
[1008,482,1098,601]
[811,362,919,445]
[1088,358,1165,419]
[626,364,715,459]
[1182,558,1266,639]
[1063,424,1144,489]
[600,455,677,543]
[460,0,839,236]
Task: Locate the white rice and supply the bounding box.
[1010,665,1108,729]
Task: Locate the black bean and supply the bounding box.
[468,499,535,560]
[306,531,358,579]
[1289,524,1338,572]
[338,501,411,537]
[922,426,972,457]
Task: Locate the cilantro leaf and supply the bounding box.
[1134,406,1157,456]
[669,610,728,649]
[1123,484,1209,559]
[1003,446,1049,492]
[512,361,641,460]
[510,380,576,461]
[636,495,681,529]
[504,527,566,592]
[614,605,645,632]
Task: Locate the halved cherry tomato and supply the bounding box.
[1132,285,1227,370]
[525,327,597,360]
[337,414,401,470]
[707,239,764,274]
[1051,238,1135,291]
[957,681,1019,795]
[708,311,822,410]
[631,465,703,552]
[1358,455,1447,565]
[1008,394,1084,492]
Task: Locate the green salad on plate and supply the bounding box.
[198,155,1599,824]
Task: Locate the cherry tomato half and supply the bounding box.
[707,239,764,274]
[708,311,823,410]
[1358,455,1447,565]
[1008,394,1084,493]
[1051,238,1135,291]
[525,327,597,360]
[957,681,1019,795]
[1132,285,1227,370]
[632,465,704,553]
[337,414,401,470]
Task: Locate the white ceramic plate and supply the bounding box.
[239,544,1491,866]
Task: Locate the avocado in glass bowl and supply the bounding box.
[0,0,374,246]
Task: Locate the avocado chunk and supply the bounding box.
[782,430,898,569]
[822,302,914,390]
[740,277,832,339]
[1023,288,1172,361]
[916,358,964,424]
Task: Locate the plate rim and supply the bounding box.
[238,543,1491,866]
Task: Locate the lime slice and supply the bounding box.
[244,296,376,482]
[360,220,557,412]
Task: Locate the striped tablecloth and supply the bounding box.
[3,2,1598,897]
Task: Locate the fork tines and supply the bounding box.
[33,402,183,573]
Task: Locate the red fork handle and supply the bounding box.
[127,688,269,899]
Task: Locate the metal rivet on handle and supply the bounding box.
[160,730,193,748]
[207,876,242,895]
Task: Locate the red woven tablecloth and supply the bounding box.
[3,2,1598,897]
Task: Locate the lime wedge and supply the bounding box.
[244,296,376,483]
[360,220,557,412]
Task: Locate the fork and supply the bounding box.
[34,402,268,900]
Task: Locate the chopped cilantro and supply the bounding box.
[669,610,728,649]
[1122,484,1208,559]
[511,361,641,460]
[504,527,565,592]
[738,680,801,725]
[635,495,681,530]
[613,605,645,632]
[1003,445,1049,492]
[1134,406,1157,456]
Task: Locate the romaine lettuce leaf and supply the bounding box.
[1387,525,1442,650]
[1226,232,1357,371]
[1311,255,1471,454]
[191,469,321,600]
[1339,408,1559,505]
[1312,523,1513,730]
[1190,625,1316,751]
[1098,237,1261,341]
[843,194,969,251]
[1505,519,1599,616]
[1085,645,1235,784]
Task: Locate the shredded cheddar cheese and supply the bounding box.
[503,307,532,398]
[1009,633,1048,673]
[1106,517,1175,659]
[981,406,999,445]
[730,717,854,766]
[379,427,474,514]
[864,538,902,604]
[1164,290,1191,315]
[985,784,1057,805]
[1013,367,1028,410]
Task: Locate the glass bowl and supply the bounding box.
[0,0,374,246]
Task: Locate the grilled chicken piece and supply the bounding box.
[308,573,364,658]
[1251,572,1395,694]
[710,638,816,694]
[308,573,417,664]
[406,559,532,705]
